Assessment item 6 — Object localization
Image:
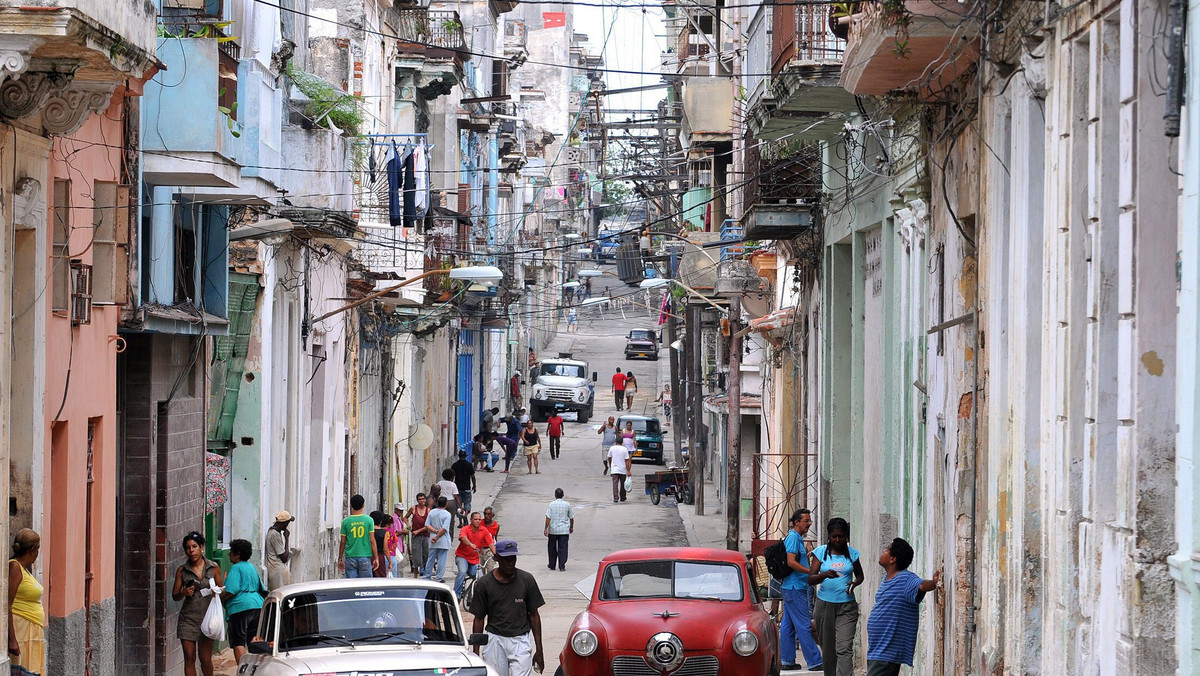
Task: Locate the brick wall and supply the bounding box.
[116,334,208,676]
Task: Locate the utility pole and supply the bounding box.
[667,305,684,464]
[725,296,741,551]
[688,303,705,515]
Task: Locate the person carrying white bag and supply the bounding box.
[172,531,225,676]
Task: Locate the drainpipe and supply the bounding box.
[488,128,499,252]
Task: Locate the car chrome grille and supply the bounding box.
[546,387,576,401]
[611,655,719,676]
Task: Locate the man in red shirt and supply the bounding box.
[454,511,497,597]
[547,412,565,459]
[611,368,627,411]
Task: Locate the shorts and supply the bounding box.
[228,607,261,647]
[524,444,540,456]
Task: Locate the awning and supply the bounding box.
[703,393,763,416]
[737,307,797,343]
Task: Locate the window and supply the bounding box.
[52,179,70,312]
[91,181,124,304]
[492,60,509,97]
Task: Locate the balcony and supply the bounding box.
[396,8,466,98]
[746,3,855,141]
[741,142,820,240]
[504,20,527,55]
[681,77,733,146]
[839,0,980,96]
[142,38,244,188]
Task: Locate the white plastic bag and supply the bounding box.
[623,476,633,493]
[200,578,226,641]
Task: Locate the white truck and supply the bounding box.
[529,354,596,423]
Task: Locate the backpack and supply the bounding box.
[764,540,790,580]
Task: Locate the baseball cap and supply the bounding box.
[394,502,403,510]
[274,510,293,523]
[495,539,520,557]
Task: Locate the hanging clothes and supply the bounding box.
[413,143,430,218]
[368,140,377,184]
[402,149,417,227]
[387,141,404,227]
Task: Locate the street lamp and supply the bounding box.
[314,265,505,322]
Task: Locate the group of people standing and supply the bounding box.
[778,509,941,676]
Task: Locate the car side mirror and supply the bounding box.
[247,640,273,655]
[591,372,598,382]
[469,632,490,646]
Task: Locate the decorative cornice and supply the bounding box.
[43,80,117,135]
[0,36,44,84]
[0,67,73,120]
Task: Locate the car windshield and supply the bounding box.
[599,560,744,601]
[619,418,661,435]
[540,363,586,379]
[279,587,462,650]
[629,330,655,341]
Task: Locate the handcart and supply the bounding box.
[644,466,693,505]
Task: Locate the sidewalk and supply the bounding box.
[674,473,726,549]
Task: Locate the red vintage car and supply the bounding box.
[557,547,780,676]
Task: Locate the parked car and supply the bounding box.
[624,328,659,360]
[239,578,494,676]
[598,230,622,260]
[557,547,779,676]
[616,415,665,464]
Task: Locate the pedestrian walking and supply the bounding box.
[339,494,379,578]
[624,372,638,410]
[520,420,542,474]
[611,368,627,410]
[544,488,575,571]
[547,411,565,459]
[172,531,224,676]
[658,385,672,423]
[437,468,461,523]
[263,510,294,591]
[8,529,44,676]
[388,502,408,577]
[607,443,632,503]
[483,506,501,539]
[810,517,865,676]
[567,307,578,332]
[455,511,497,597]
[866,538,941,676]
[453,450,477,525]
[621,420,637,455]
[598,417,618,474]
[780,509,823,671]
[423,496,454,582]
[406,494,431,577]
[510,371,523,410]
[493,433,519,473]
[528,347,539,382]
[518,407,531,425]
[221,538,265,663]
[470,539,546,676]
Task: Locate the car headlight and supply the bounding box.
[648,442,660,448]
[532,386,545,399]
[576,391,588,402]
[732,630,758,656]
[571,629,598,656]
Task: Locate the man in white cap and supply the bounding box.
[265,510,295,590]
[471,539,545,676]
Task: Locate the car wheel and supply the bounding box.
[682,482,694,505]
[531,406,545,423]
[578,408,589,424]
[650,484,661,505]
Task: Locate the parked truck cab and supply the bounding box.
[529,355,596,423]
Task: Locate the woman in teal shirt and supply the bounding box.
[222,539,266,662]
[808,518,865,676]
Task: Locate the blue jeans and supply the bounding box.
[344,556,373,578]
[460,489,473,517]
[423,548,449,581]
[781,586,822,668]
[454,556,478,596]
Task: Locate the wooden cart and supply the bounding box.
[644,467,693,505]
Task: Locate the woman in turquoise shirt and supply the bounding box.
[222,539,266,662]
[808,518,865,676]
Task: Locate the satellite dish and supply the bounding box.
[409,424,435,451]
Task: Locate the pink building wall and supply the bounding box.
[43,95,123,627]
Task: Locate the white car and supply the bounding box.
[237,578,495,676]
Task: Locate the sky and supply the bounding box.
[575,2,668,113]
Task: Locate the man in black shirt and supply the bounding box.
[470,539,545,676]
[451,450,477,527]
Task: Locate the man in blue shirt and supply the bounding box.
[779,508,822,671]
[866,537,941,676]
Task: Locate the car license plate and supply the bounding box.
[634,450,643,457]
[637,353,646,357]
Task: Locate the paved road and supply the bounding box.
[492,296,688,673]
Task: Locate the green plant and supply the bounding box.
[284,64,364,134]
[440,18,463,32]
[217,87,241,138]
[158,20,239,42]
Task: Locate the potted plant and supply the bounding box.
[828,2,855,40]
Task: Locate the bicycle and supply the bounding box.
[459,549,496,614]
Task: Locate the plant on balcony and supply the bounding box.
[158,20,239,42]
[217,88,241,138]
[828,2,856,40]
[878,0,914,57]
[440,17,464,33]
[284,64,364,135]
